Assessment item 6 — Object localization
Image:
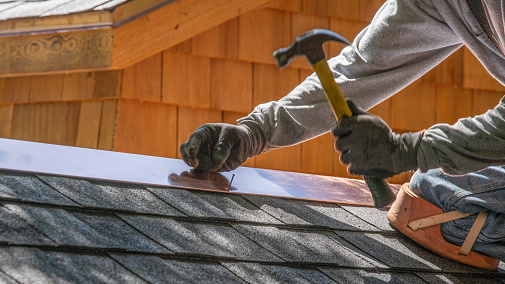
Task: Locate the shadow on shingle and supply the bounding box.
[4,204,169,253]
[0,205,55,246]
[340,205,395,231]
[231,224,383,267]
[0,247,144,283]
[147,186,281,223]
[119,214,281,262]
[38,175,183,216]
[416,273,504,284]
[0,270,16,284]
[334,231,483,273]
[319,268,427,284]
[0,171,76,206]
[111,254,247,284]
[222,262,337,284]
[243,195,381,231]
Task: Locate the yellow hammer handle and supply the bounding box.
[313,59,352,120]
[314,58,396,208]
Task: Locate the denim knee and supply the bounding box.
[409,167,505,214]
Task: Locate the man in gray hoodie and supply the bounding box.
[180,0,505,260]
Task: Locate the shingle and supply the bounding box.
[39,176,184,216]
[0,247,145,283]
[222,262,337,284]
[148,187,280,223]
[231,224,383,267]
[452,275,505,284]
[111,254,247,284]
[5,204,169,253]
[415,273,495,284]
[0,2,22,14]
[93,0,129,11]
[41,0,112,16]
[0,270,17,284]
[243,195,379,230]
[0,172,77,206]
[320,268,428,284]
[340,205,395,231]
[0,206,55,246]
[334,231,481,273]
[120,215,281,262]
[71,212,171,253]
[0,0,74,20]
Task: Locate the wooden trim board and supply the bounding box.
[0,28,113,76]
[0,138,399,206]
[0,11,113,37]
[112,0,179,27]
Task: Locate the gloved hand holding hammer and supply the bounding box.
[332,101,424,179]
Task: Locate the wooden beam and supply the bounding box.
[111,0,178,27]
[113,0,272,69]
[0,28,113,76]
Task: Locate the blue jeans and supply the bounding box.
[409,166,505,261]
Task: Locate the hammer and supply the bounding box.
[273,29,396,208]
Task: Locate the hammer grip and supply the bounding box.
[313,59,396,208]
[364,176,396,208]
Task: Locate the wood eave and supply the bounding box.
[0,0,271,77]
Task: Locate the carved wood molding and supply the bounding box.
[0,28,113,76]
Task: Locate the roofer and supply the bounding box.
[180,0,505,267]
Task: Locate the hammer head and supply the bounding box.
[273,29,351,68]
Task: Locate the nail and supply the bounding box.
[227,174,235,190]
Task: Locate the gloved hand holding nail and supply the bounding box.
[180,123,265,172]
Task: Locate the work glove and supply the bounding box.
[180,123,265,172]
[332,101,424,179]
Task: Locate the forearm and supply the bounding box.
[418,97,505,175]
[240,0,462,151]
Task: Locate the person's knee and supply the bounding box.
[409,169,447,209]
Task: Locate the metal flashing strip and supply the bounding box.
[0,138,399,206]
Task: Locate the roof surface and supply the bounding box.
[0,0,129,20]
[0,169,504,283]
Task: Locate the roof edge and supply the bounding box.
[0,11,113,37]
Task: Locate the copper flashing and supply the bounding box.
[0,138,399,206]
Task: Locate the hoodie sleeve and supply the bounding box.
[418,97,505,175]
[238,0,462,152]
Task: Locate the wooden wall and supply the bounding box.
[0,0,504,184]
[0,71,118,150]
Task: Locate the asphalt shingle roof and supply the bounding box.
[0,0,130,20]
[0,169,504,283]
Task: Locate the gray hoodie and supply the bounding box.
[238,0,505,175]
